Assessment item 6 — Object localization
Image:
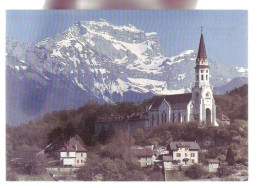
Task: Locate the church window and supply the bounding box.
[172,113,175,122]
[201,75,204,80]
[162,113,164,124]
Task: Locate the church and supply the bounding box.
[146,29,218,127]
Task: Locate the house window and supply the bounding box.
[201,74,204,80]
[191,153,195,157]
[172,113,175,122]
[81,153,83,157]
[67,152,69,157]
[185,148,188,151]
[192,159,195,163]
[206,75,208,80]
[201,70,204,73]
[177,153,181,157]
[206,70,208,73]
[81,160,83,163]
[185,153,188,157]
[77,160,79,163]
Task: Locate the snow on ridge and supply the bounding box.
[235,66,247,73]
[178,50,195,57]
[73,78,86,91]
[146,32,158,37]
[128,77,166,87]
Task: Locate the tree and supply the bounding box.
[226,145,235,166]
[184,164,203,179]
[10,145,48,175]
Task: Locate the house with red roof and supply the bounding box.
[59,137,87,167]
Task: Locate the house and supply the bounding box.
[217,113,231,125]
[162,155,174,170]
[206,159,220,172]
[146,29,218,127]
[133,148,155,167]
[59,137,87,167]
[168,141,200,166]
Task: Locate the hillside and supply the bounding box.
[6,84,248,180]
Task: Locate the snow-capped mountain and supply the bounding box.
[6,19,248,125]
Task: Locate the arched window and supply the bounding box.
[162,113,163,124]
[172,113,175,122]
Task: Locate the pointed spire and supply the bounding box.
[197,27,207,60]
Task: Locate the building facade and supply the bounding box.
[95,112,149,138]
[168,141,200,166]
[146,29,218,126]
[59,137,87,167]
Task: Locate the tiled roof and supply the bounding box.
[148,93,192,110]
[59,137,87,152]
[207,159,219,164]
[169,141,200,151]
[96,112,148,123]
[133,148,154,157]
[197,33,207,60]
[162,155,173,162]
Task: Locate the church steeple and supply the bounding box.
[197,27,207,61]
[194,27,210,87]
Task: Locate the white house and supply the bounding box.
[146,29,218,127]
[59,137,87,167]
[168,141,200,166]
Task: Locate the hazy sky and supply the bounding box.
[6,10,248,67]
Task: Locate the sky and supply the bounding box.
[6,10,248,67]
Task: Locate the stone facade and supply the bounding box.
[95,113,148,138]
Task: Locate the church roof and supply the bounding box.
[197,32,207,61]
[148,93,192,109]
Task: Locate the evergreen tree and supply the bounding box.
[226,145,235,165]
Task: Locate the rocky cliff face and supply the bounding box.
[6,19,248,125]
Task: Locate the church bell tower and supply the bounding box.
[192,27,218,126]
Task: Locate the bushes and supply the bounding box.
[184,164,204,179]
